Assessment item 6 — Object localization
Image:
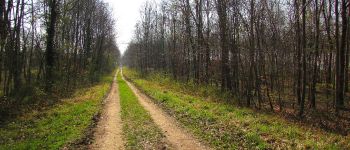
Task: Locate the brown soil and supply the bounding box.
[90,72,124,150]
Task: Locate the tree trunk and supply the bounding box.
[310,0,320,109]
[335,0,347,111]
[217,0,231,91]
[45,0,58,92]
[295,0,302,106]
[299,0,307,117]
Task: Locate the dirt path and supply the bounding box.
[121,71,210,150]
[90,71,124,150]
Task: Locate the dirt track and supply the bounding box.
[90,71,124,150]
[122,70,210,150]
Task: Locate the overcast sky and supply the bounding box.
[103,0,150,54]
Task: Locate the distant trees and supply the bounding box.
[123,0,349,116]
[0,0,119,98]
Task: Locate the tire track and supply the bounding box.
[90,71,124,150]
[122,69,210,150]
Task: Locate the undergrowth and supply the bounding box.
[123,67,350,149]
[0,69,116,149]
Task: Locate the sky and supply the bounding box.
[103,0,148,55]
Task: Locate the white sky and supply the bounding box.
[103,0,148,54]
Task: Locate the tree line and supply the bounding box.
[0,0,119,103]
[123,0,349,117]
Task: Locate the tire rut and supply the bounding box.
[90,71,124,150]
[122,70,210,150]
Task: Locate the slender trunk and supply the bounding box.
[323,0,333,86]
[299,0,307,117]
[195,0,203,83]
[45,0,58,92]
[0,0,5,85]
[204,0,210,84]
[295,0,302,106]
[217,0,231,91]
[345,5,350,92]
[310,0,320,109]
[335,0,347,111]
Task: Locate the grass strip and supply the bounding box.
[0,70,116,150]
[117,72,167,150]
[123,67,350,150]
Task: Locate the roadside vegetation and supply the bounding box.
[0,70,116,149]
[117,72,168,149]
[122,0,350,135]
[0,0,120,148]
[0,0,120,124]
[123,68,350,149]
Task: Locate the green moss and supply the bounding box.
[117,72,165,150]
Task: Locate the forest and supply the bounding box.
[0,0,120,119]
[123,0,350,131]
[0,0,350,149]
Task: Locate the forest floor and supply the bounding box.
[0,70,116,149]
[122,68,350,149]
[0,68,210,149]
[2,67,349,149]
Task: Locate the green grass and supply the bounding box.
[117,72,166,149]
[0,70,116,150]
[123,67,350,149]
